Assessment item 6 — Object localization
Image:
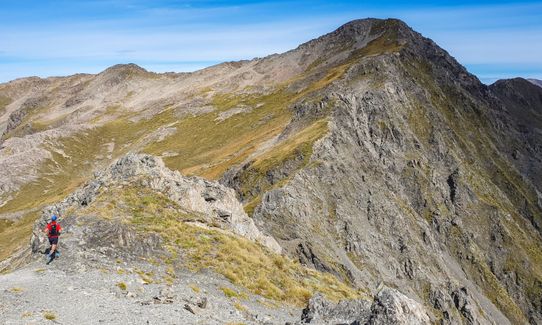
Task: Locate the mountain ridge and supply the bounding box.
[1,18,541,324]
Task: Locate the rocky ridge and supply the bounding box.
[2,153,433,324]
[32,153,281,255]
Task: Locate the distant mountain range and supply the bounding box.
[528,78,542,88]
[1,18,541,324]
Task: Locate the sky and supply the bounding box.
[0,0,541,84]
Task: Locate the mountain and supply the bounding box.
[1,18,542,324]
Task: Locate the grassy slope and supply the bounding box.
[0,82,330,267]
[145,90,295,179]
[0,95,11,117]
[0,212,37,262]
[79,183,364,306]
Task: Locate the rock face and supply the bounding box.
[367,288,431,325]
[1,18,542,325]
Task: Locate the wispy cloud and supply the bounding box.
[0,0,541,83]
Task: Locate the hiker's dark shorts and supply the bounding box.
[48,237,58,245]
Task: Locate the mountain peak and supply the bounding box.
[339,17,408,31]
[94,63,150,86]
[491,77,539,89]
[490,77,542,115]
[100,63,148,76]
[287,18,413,74]
[311,18,411,47]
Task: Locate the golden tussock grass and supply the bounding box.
[83,185,364,306]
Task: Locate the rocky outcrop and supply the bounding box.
[300,287,430,324]
[300,293,372,324]
[367,288,431,325]
[32,154,281,255]
[1,96,45,140]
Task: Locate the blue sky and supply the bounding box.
[1,1,541,84]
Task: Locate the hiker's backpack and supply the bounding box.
[49,223,58,237]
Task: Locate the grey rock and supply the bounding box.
[451,287,477,324]
[301,292,371,324]
[197,297,208,309]
[300,287,429,325]
[367,288,430,324]
[184,303,196,314]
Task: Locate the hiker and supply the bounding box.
[44,215,62,262]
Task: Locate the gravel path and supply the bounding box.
[0,257,299,325]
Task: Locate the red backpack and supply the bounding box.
[49,222,59,237]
